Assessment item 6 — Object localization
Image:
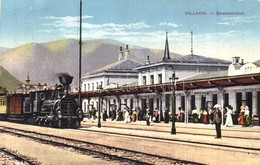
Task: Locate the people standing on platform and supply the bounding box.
[208,107,214,124]
[92,107,97,120]
[203,109,208,124]
[111,106,116,121]
[164,106,169,123]
[146,108,151,125]
[136,107,140,121]
[192,107,199,123]
[153,108,159,122]
[178,107,185,122]
[102,108,108,121]
[131,109,137,122]
[124,107,131,123]
[232,108,237,125]
[238,106,245,126]
[199,109,204,123]
[213,104,222,139]
[137,107,142,121]
[224,105,233,127]
[244,106,251,127]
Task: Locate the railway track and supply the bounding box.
[77,127,260,152]
[0,147,39,165]
[0,126,202,165]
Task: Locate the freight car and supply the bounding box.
[0,75,83,128]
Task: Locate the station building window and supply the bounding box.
[130,99,133,110]
[181,96,185,109]
[158,74,162,84]
[165,94,171,109]
[150,75,154,84]
[201,95,206,109]
[224,93,229,108]
[142,76,146,85]
[190,95,195,109]
[141,99,147,112]
[212,94,218,106]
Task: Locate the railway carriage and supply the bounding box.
[0,95,7,115]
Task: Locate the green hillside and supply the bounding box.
[0,65,21,92]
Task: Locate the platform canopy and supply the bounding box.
[76,73,260,98]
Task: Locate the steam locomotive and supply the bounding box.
[0,75,83,128]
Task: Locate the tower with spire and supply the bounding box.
[162,32,171,61]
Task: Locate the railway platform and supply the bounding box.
[82,117,260,132]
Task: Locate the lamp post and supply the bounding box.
[169,71,178,135]
[97,85,103,128]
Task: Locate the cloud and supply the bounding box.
[216,22,231,25]
[84,22,151,31]
[159,22,181,28]
[222,16,257,24]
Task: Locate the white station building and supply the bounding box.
[81,33,260,124]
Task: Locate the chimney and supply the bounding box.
[232,56,240,64]
[124,45,130,60]
[240,59,244,65]
[118,46,124,61]
[146,55,150,64]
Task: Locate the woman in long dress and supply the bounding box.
[238,106,245,126]
[225,106,233,127]
[244,106,251,127]
[192,107,198,123]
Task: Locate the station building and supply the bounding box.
[81,34,260,124]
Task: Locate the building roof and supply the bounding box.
[171,54,231,64]
[253,59,260,67]
[87,59,143,76]
[135,54,231,70]
[180,70,228,81]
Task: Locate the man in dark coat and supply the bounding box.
[213,104,222,139]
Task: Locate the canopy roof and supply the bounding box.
[76,72,260,98]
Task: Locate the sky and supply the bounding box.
[0,0,259,62]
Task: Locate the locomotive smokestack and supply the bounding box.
[59,74,74,86]
[58,74,73,96]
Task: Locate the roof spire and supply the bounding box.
[191,30,193,55]
[25,72,30,85]
[163,32,171,61]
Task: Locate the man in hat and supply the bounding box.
[213,104,222,139]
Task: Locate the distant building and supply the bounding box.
[228,56,260,76]
[81,45,143,112]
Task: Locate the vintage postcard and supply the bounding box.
[0,0,259,164]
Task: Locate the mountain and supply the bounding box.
[0,39,181,86]
[0,65,21,91]
[0,47,10,54]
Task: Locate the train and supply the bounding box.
[0,74,84,128]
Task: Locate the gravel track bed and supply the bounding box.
[0,147,40,165]
[0,126,198,165]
